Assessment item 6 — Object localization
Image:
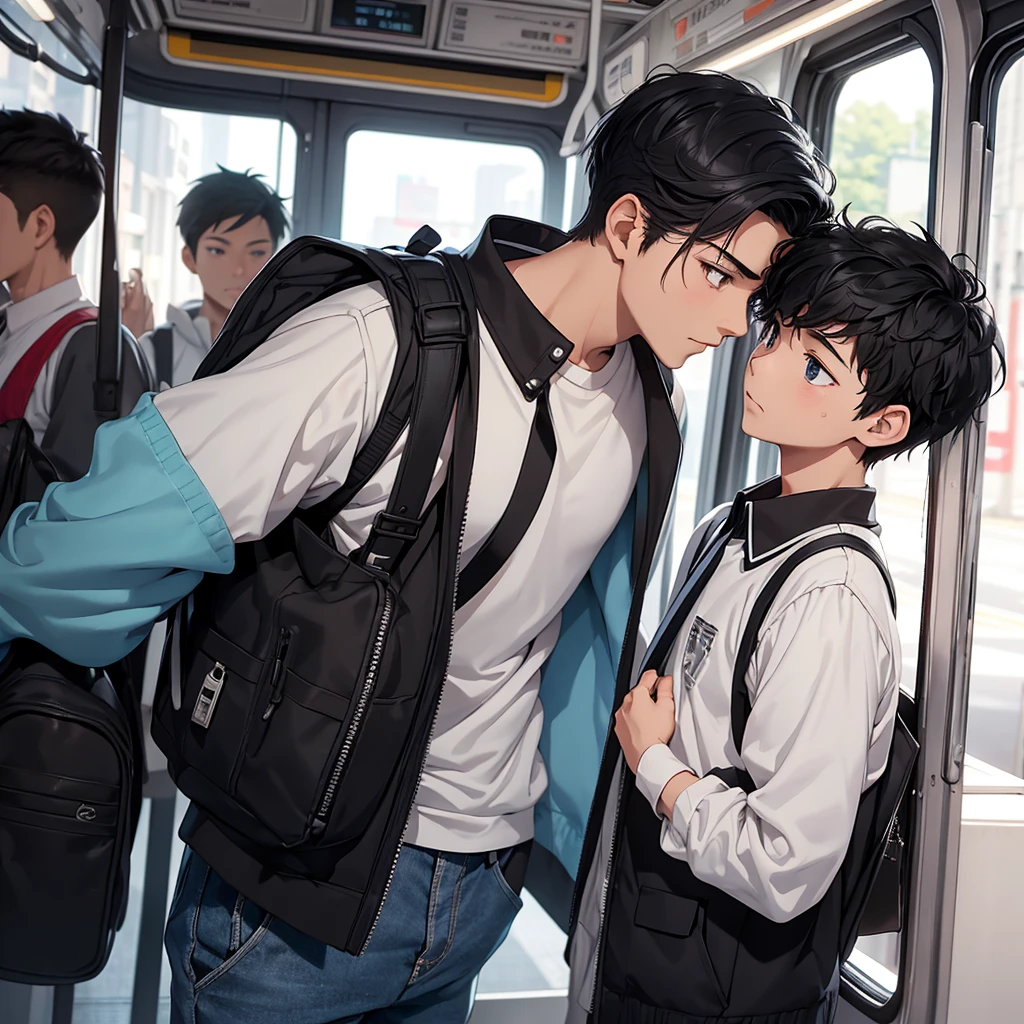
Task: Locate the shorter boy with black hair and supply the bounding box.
[0,108,152,479]
[567,213,1001,1024]
[134,166,289,387]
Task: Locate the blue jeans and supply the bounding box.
[165,843,525,1024]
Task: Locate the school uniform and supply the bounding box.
[138,299,212,388]
[0,276,152,478]
[567,479,901,1024]
[0,217,685,1023]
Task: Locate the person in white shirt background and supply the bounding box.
[569,213,1002,1024]
[0,107,151,479]
[123,167,289,388]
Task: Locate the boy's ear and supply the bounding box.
[856,404,911,451]
[604,194,647,263]
[29,204,57,252]
[181,244,197,275]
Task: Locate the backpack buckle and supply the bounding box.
[417,301,468,345]
[369,511,421,541]
[361,511,422,572]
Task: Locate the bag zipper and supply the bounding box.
[261,628,293,722]
[359,489,470,955]
[312,587,394,835]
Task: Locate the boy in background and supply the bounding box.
[128,167,288,388]
[0,108,151,478]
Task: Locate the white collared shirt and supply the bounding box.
[633,493,900,923]
[138,302,213,389]
[0,277,93,441]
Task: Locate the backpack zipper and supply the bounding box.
[312,588,394,834]
[588,766,626,1017]
[261,628,293,722]
[359,489,470,954]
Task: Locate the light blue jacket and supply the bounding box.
[0,394,669,883]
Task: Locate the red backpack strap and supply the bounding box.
[0,307,98,423]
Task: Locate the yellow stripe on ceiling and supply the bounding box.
[165,30,564,102]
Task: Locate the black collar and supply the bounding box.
[463,216,576,401]
[726,477,878,569]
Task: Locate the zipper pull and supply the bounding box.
[262,628,292,721]
[192,662,226,729]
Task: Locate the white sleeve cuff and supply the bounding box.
[635,744,692,816]
[669,774,732,836]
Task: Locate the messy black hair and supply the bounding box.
[178,166,289,256]
[754,211,1004,467]
[568,69,834,272]
[0,108,104,259]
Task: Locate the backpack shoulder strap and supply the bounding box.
[730,533,896,752]
[0,308,98,423]
[300,250,475,555]
[151,324,175,389]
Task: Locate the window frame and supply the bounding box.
[329,103,564,245]
[792,16,942,1023]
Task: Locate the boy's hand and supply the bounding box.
[614,670,677,775]
[120,268,154,339]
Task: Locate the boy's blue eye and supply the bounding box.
[804,355,832,386]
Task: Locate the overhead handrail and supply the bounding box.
[559,0,603,157]
[93,0,129,417]
[0,7,96,86]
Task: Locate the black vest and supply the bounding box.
[598,776,840,1024]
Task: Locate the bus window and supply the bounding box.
[116,102,297,327]
[971,53,1024,783]
[341,130,544,250]
[825,44,936,1000]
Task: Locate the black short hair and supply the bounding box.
[0,108,104,259]
[178,166,289,256]
[753,211,1004,467]
[568,69,834,265]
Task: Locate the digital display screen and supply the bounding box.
[330,0,426,36]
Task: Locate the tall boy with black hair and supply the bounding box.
[0,108,151,478]
[0,72,833,1022]
[131,167,289,388]
[570,214,1001,1024]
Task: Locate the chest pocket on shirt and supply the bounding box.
[683,616,718,690]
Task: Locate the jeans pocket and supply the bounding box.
[489,858,524,912]
[189,866,273,994]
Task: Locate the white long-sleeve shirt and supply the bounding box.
[633,481,900,922]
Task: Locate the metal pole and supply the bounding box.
[93,0,128,416]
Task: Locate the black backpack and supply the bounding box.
[150,229,553,931]
[0,310,148,985]
[152,233,471,855]
[0,642,142,984]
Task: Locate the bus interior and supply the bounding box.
[0,0,1022,1022]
